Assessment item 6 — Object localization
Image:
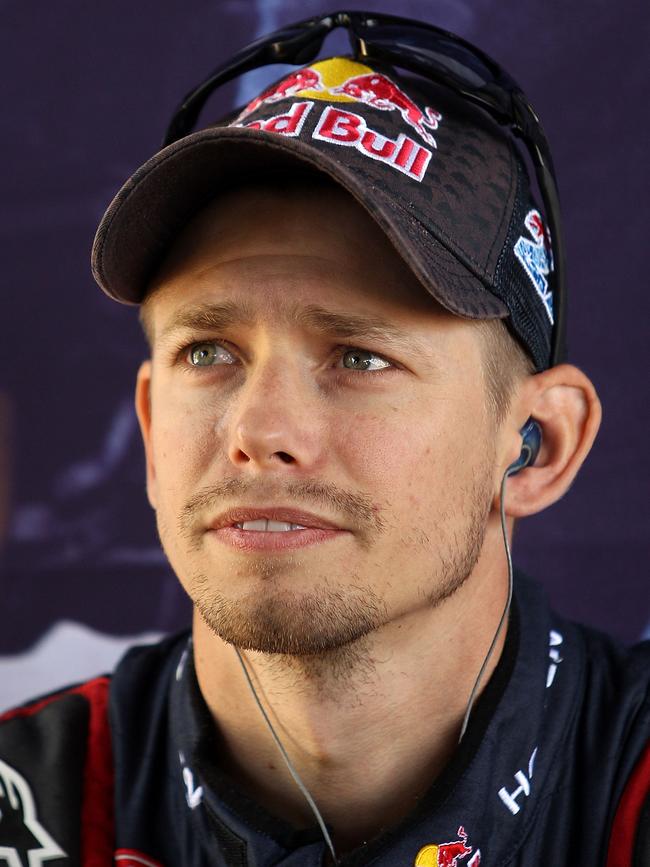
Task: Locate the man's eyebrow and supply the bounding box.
[158,301,431,353]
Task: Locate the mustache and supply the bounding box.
[178,477,386,541]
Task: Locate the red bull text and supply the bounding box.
[313,106,431,181]
[231,61,443,184]
[331,72,442,148]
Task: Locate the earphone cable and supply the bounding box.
[457,456,524,742]
[234,452,527,853]
[234,646,339,864]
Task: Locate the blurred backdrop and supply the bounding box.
[1,0,649,709]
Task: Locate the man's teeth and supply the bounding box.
[234,519,309,531]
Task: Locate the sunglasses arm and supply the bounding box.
[162,50,265,147]
[162,22,335,148]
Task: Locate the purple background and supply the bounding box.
[1,0,649,669]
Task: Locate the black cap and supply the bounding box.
[91,57,556,370]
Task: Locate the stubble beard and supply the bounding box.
[158,463,494,677]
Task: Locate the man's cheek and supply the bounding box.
[337,409,429,488]
[154,403,220,472]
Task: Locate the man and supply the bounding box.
[0,12,648,866]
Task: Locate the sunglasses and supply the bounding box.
[163,10,566,367]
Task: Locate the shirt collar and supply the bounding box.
[169,569,578,866]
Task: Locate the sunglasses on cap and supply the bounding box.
[162,9,566,368]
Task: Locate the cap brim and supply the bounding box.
[91,126,508,320]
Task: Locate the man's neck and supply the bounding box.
[192,542,509,853]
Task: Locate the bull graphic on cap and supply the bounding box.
[234,63,442,149]
[235,69,325,123]
[331,72,442,147]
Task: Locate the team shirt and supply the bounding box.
[0,569,648,865]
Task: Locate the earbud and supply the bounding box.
[507,417,542,475]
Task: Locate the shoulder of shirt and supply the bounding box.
[0,632,189,859]
[548,601,650,765]
[543,601,650,865]
[0,630,189,747]
[566,617,650,711]
[517,568,650,705]
[0,674,111,729]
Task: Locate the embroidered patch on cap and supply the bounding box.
[514,209,554,324]
[231,58,443,183]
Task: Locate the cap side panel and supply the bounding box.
[485,138,519,276]
[493,161,552,370]
[379,201,509,319]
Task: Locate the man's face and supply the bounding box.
[136,180,499,656]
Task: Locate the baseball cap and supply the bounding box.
[91,56,555,371]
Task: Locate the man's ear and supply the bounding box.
[135,360,157,510]
[500,363,602,518]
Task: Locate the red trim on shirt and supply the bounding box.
[607,740,650,866]
[78,678,115,864]
[0,677,115,863]
[115,849,164,866]
[0,685,79,721]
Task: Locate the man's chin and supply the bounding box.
[192,583,386,656]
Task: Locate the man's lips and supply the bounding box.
[208,506,344,531]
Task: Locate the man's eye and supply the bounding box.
[182,341,392,374]
[186,342,234,366]
[337,348,392,372]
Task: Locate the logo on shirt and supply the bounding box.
[414,825,481,865]
[547,629,564,688]
[498,747,539,816]
[0,758,66,866]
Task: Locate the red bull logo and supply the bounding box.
[232,59,442,183]
[331,72,442,148]
[235,58,442,147]
[236,68,325,121]
[414,826,481,866]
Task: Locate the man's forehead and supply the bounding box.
[156,297,438,358]
[143,181,456,355]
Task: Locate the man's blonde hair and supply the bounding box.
[475,318,537,428]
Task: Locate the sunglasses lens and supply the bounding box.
[358,23,495,88]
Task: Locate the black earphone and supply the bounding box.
[507,418,543,475]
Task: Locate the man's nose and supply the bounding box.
[223,356,327,471]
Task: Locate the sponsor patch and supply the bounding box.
[330,70,442,147]
[414,825,480,865]
[237,100,314,138]
[498,747,538,816]
[547,629,564,688]
[313,106,431,181]
[178,751,203,810]
[0,758,66,866]
[231,57,443,183]
[514,209,554,323]
[235,69,324,123]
